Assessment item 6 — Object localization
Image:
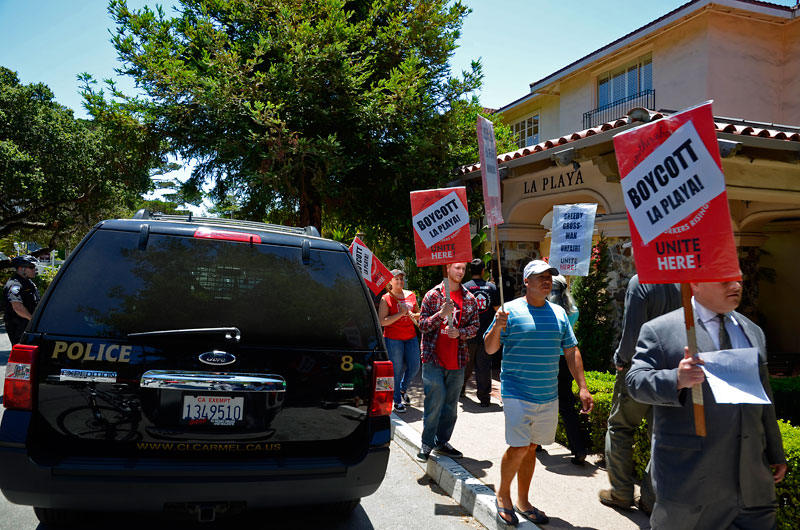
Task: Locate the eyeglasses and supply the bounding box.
[26,265,36,269]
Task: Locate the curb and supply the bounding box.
[391,413,542,529]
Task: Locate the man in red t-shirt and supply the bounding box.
[416,262,480,462]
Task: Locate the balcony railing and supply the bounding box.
[582,89,655,130]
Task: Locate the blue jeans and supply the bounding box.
[421,363,464,448]
[385,337,421,405]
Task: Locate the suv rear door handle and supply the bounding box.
[140,371,286,392]
[128,327,241,343]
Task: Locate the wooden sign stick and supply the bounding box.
[494,225,505,310]
[681,283,706,437]
[443,265,453,327]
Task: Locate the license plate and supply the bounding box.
[182,395,244,426]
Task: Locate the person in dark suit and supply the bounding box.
[626,276,786,530]
[599,274,681,512]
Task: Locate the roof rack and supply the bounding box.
[131,209,321,238]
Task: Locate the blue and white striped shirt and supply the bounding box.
[487,297,577,404]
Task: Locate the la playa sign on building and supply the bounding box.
[522,168,585,195]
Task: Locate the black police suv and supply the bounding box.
[0,211,393,525]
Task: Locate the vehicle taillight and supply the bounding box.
[369,361,394,417]
[3,344,37,411]
[193,227,262,244]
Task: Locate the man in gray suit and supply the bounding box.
[627,276,786,530]
[600,274,681,513]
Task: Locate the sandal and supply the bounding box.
[495,498,518,526]
[515,505,549,525]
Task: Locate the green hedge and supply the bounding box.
[556,371,618,455]
[556,372,800,529]
[777,421,800,530]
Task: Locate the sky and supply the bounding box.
[1,0,713,116]
[1,0,797,201]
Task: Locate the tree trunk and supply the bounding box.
[298,172,322,233]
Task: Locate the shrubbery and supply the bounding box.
[777,420,800,529]
[556,372,800,529]
[572,236,616,371]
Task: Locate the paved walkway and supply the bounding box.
[392,370,651,529]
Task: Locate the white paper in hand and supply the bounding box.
[697,347,771,404]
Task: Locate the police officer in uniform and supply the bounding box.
[3,255,41,345]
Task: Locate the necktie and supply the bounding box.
[717,314,732,350]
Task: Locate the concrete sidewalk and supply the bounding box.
[391,371,651,530]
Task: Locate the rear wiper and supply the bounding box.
[128,327,241,343]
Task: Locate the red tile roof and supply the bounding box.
[457,112,800,176]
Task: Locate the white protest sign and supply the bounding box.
[698,347,771,404]
[477,116,504,227]
[548,203,597,276]
[411,191,470,249]
[620,120,725,244]
[351,239,373,280]
[478,117,499,197]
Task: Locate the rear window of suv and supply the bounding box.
[37,230,380,349]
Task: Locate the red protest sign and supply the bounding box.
[349,237,393,295]
[477,116,504,227]
[613,101,740,283]
[410,187,472,267]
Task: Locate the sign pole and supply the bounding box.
[493,225,505,310]
[443,265,453,327]
[681,283,706,437]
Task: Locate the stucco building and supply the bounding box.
[458,0,800,364]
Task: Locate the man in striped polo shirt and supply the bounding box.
[484,260,594,526]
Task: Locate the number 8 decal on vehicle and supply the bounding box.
[340,355,353,371]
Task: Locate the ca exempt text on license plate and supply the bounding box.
[182,395,244,426]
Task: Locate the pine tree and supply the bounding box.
[572,234,616,372]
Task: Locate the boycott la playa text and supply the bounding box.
[353,245,369,275]
[625,138,707,225]
[415,197,464,239]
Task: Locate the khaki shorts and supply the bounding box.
[503,397,558,447]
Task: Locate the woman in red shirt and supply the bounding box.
[378,269,421,413]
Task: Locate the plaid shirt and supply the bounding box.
[419,281,480,368]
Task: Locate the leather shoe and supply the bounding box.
[598,489,633,510]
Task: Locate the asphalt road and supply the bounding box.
[0,327,482,530]
[0,441,482,530]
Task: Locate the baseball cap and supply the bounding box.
[523,260,559,279]
[390,269,405,277]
